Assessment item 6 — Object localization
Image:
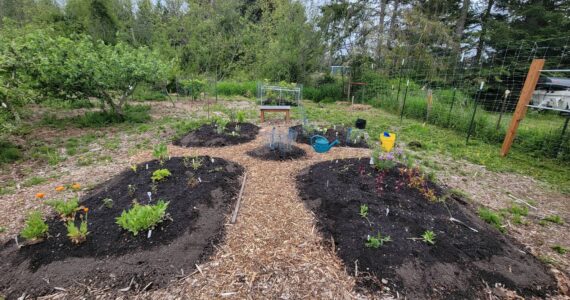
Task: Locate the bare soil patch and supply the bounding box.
[246,143,306,161]
[0,156,244,299]
[174,122,259,147]
[296,158,558,299]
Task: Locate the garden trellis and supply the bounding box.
[257,83,302,106]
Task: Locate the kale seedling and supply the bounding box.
[365,231,391,248]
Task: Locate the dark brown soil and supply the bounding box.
[263,98,298,106]
[290,125,369,149]
[296,158,558,299]
[173,122,259,147]
[246,143,306,161]
[0,157,244,299]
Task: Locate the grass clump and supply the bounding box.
[0,141,22,164]
[20,211,49,241]
[116,200,169,236]
[151,169,171,182]
[46,198,79,220]
[540,214,564,225]
[552,245,568,254]
[478,207,505,233]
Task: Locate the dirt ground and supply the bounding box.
[0,99,569,299]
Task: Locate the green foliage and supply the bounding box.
[180,79,206,100]
[151,169,171,182]
[133,84,167,101]
[359,204,368,218]
[478,207,505,233]
[541,215,564,225]
[508,204,529,217]
[66,219,88,244]
[304,83,344,102]
[551,245,568,255]
[23,176,47,187]
[421,230,436,245]
[102,198,114,209]
[215,81,257,98]
[365,231,392,248]
[152,143,168,163]
[116,200,169,236]
[0,141,22,164]
[236,111,246,123]
[20,211,49,241]
[46,198,79,219]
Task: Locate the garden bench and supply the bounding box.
[260,105,291,123]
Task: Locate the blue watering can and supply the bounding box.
[311,135,339,153]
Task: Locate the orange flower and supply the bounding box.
[35,193,45,199]
[71,183,81,190]
[55,186,65,192]
[83,207,89,213]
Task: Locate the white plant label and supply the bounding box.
[147,192,152,202]
[147,230,152,239]
[198,177,202,183]
[146,164,148,170]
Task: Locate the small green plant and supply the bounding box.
[20,211,49,241]
[365,231,392,248]
[191,157,203,170]
[102,198,114,208]
[116,200,169,236]
[151,169,171,182]
[127,184,136,196]
[215,118,228,135]
[0,226,5,233]
[552,245,568,254]
[508,204,528,217]
[66,219,89,244]
[478,207,505,233]
[46,198,79,220]
[236,111,246,123]
[130,164,138,173]
[152,143,168,164]
[421,230,436,245]
[235,124,242,133]
[541,215,564,225]
[359,204,368,218]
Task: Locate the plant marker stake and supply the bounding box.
[466,81,484,144]
[386,207,389,216]
[198,177,202,183]
[326,180,329,187]
[211,158,214,163]
[147,229,152,239]
[146,164,148,170]
[369,157,374,165]
[231,172,248,224]
[147,192,152,203]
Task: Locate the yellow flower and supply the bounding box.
[71,183,81,190]
[35,193,45,199]
[55,186,65,192]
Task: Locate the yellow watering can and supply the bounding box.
[380,132,396,152]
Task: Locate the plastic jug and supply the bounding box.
[380,132,396,152]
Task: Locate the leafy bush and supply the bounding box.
[116,200,169,236]
[20,211,49,240]
[180,79,206,100]
[46,198,79,219]
[478,207,505,233]
[304,82,344,102]
[151,169,171,182]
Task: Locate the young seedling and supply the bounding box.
[151,169,171,182]
[102,198,114,209]
[46,198,79,220]
[152,143,168,165]
[191,157,203,170]
[130,164,138,173]
[421,230,436,245]
[365,231,391,249]
[66,219,89,244]
[20,211,49,241]
[359,204,372,226]
[116,200,169,236]
[478,207,505,233]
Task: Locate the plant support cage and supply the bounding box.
[257,83,302,106]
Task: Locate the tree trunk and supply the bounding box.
[454,0,470,50]
[388,0,400,49]
[475,0,494,63]
[376,0,388,59]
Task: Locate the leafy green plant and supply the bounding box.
[421,230,436,245]
[153,143,168,164]
[359,204,368,218]
[215,118,228,135]
[552,245,568,254]
[541,215,564,225]
[66,219,89,244]
[102,198,114,209]
[236,111,246,123]
[116,200,169,236]
[365,231,392,248]
[130,164,138,173]
[46,198,79,220]
[191,157,203,170]
[151,169,171,182]
[478,207,505,233]
[20,211,49,241]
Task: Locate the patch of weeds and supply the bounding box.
[0,186,15,196]
[103,137,121,150]
[23,176,47,187]
[365,231,392,248]
[478,207,505,233]
[76,154,95,166]
[151,169,171,182]
[0,226,6,233]
[508,204,528,217]
[20,211,49,241]
[421,230,436,245]
[116,200,169,236]
[46,198,79,220]
[551,245,568,254]
[0,141,22,164]
[538,255,555,265]
[540,215,564,225]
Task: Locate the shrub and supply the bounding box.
[46,198,79,220]
[180,79,206,100]
[478,207,505,233]
[133,84,167,101]
[20,211,49,241]
[116,200,169,236]
[151,169,171,182]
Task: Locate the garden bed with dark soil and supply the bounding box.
[0,156,244,299]
[290,125,369,149]
[246,143,306,161]
[296,158,558,299]
[263,98,298,106]
[174,122,259,147]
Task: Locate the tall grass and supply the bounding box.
[214,81,257,98]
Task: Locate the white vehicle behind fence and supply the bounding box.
[531,77,570,111]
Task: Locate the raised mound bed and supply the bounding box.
[296,158,557,299]
[0,156,244,298]
[246,143,306,161]
[290,125,369,148]
[174,122,259,147]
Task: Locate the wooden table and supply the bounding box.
[260,105,291,123]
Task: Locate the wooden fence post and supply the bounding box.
[500,59,545,157]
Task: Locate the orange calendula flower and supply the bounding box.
[83,207,89,213]
[55,186,65,192]
[71,183,81,190]
[35,193,45,199]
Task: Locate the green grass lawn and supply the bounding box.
[294,101,570,193]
